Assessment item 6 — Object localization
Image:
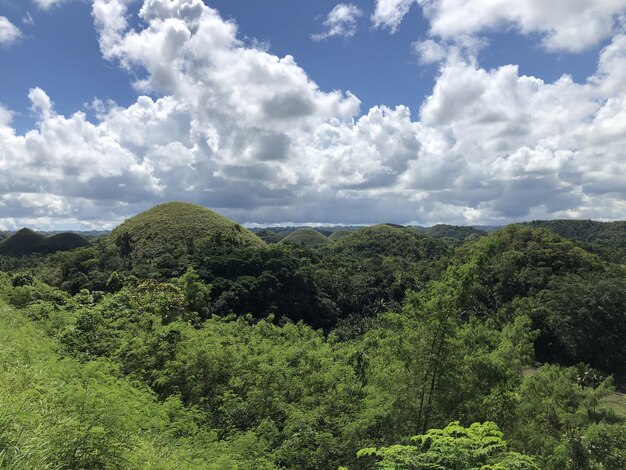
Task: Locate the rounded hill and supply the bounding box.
[330,224,450,261]
[0,229,88,256]
[279,228,331,248]
[0,228,47,256]
[43,233,89,253]
[328,230,353,241]
[111,202,265,260]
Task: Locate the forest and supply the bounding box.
[1,202,625,469]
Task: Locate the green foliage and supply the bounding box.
[253,228,285,244]
[0,302,278,469]
[529,273,626,373]
[525,219,626,263]
[511,365,620,469]
[174,267,212,315]
[427,224,486,242]
[330,224,450,262]
[358,421,539,469]
[2,209,626,469]
[196,244,337,328]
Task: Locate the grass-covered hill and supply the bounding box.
[110,202,265,262]
[44,233,90,253]
[330,223,450,261]
[524,219,626,263]
[279,228,331,248]
[0,228,89,256]
[328,229,354,241]
[0,228,46,256]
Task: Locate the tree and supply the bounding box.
[358,421,539,469]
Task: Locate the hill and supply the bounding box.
[0,229,89,256]
[330,224,450,261]
[110,202,265,261]
[42,232,89,253]
[427,224,486,241]
[328,230,353,241]
[0,228,46,256]
[279,228,331,248]
[524,220,626,263]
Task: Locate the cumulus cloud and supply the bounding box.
[0,16,21,46]
[2,0,626,228]
[372,0,418,32]
[376,0,626,52]
[312,3,363,41]
[412,38,446,64]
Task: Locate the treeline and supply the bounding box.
[1,223,626,468]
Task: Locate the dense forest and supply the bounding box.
[1,202,626,469]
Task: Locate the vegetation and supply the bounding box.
[426,224,486,242]
[111,201,265,264]
[1,205,626,469]
[328,229,354,241]
[279,228,332,248]
[525,219,626,263]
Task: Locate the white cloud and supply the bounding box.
[33,0,70,9]
[375,0,626,52]
[412,38,446,64]
[2,0,626,228]
[0,16,22,46]
[372,0,418,32]
[312,3,363,41]
[23,12,35,27]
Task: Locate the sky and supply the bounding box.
[0,0,625,229]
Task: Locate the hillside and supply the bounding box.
[41,232,90,253]
[0,228,46,256]
[427,224,486,241]
[330,223,450,261]
[524,219,626,263]
[279,228,331,248]
[328,229,353,241]
[110,202,265,261]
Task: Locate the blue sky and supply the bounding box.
[0,0,625,229]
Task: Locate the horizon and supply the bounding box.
[1,1,626,229]
[1,200,624,234]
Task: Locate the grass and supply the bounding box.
[605,392,626,419]
[279,228,330,248]
[110,201,265,260]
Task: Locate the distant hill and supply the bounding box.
[279,228,331,248]
[44,233,90,253]
[330,224,450,261]
[523,220,626,264]
[110,202,265,261]
[328,230,353,241]
[426,224,486,241]
[0,228,89,256]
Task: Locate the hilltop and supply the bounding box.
[279,228,331,248]
[110,202,265,261]
[524,219,626,263]
[330,223,450,261]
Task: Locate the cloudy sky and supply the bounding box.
[1,0,626,229]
